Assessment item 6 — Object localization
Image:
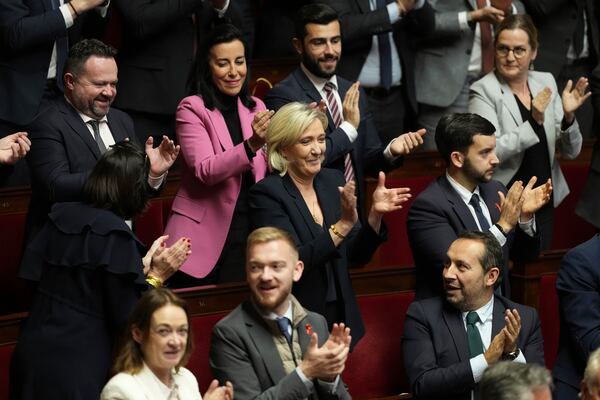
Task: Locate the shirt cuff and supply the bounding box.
[514,349,527,364]
[470,354,489,383]
[147,171,167,189]
[458,11,470,30]
[489,225,508,247]
[60,4,74,28]
[383,139,401,163]
[317,375,341,393]
[518,215,536,237]
[340,121,358,143]
[214,0,230,18]
[387,2,400,23]
[295,367,315,392]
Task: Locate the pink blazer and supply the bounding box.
[163,95,268,278]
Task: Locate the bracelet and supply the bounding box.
[330,224,346,240]
[69,2,79,17]
[145,275,163,288]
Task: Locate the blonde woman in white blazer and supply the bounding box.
[469,14,589,249]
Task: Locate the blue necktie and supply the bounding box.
[276,317,292,345]
[470,193,490,231]
[376,0,392,90]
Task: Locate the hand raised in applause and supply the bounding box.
[532,87,552,125]
[144,236,191,283]
[0,132,30,165]
[300,330,350,382]
[203,379,234,400]
[342,82,360,129]
[562,77,592,124]
[470,6,505,24]
[247,110,275,152]
[520,177,552,220]
[368,172,411,232]
[502,309,521,354]
[146,135,180,178]
[389,129,426,156]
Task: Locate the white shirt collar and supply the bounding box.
[446,171,482,204]
[300,63,339,93]
[255,299,293,321]
[462,295,494,324]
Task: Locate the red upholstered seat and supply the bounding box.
[378,176,435,267]
[539,273,559,370]
[251,77,273,100]
[0,213,32,314]
[0,344,15,400]
[187,312,228,392]
[343,291,415,399]
[552,163,597,249]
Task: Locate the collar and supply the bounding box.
[462,295,494,324]
[446,171,482,204]
[63,95,109,125]
[253,295,308,327]
[300,63,339,93]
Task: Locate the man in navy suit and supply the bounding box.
[0,0,109,185]
[407,113,550,299]
[553,234,600,400]
[265,3,425,221]
[402,231,545,400]
[24,39,179,254]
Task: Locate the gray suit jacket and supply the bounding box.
[415,0,524,108]
[469,70,582,206]
[210,299,352,400]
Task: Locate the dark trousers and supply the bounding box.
[364,85,408,145]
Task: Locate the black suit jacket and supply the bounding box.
[407,176,541,299]
[553,234,600,397]
[264,67,401,221]
[112,0,241,116]
[522,0,599,78]
[25,97,136,243]
[402,295,545,400]
[326,0,435,113]
[0,0,106,126]
[249,168,386,347]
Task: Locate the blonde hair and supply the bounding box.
[246,227,298,259]
[266,102,328,176]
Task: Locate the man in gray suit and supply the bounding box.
[210,227,352,400]
[415,0,524,150]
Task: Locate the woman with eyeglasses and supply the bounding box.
[469,13,589,249]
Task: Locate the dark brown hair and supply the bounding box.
[494,14,539,51]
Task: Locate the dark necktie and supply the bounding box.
[87,120,107,154]
[573,0,585,56]
[276,317,292,345]
[476,0,494,75]
[470,193,490,231]
[376,0,392,90]
[51,0,69,90]
[323,82,355,182]
[466,311,485,357]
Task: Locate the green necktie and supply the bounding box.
[466,311,484,357]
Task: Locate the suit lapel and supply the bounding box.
[498,76,523,127]
[59,98,102,160]
[442,303,470,361]
[106,111,130,142]
[295,68,337,133]
[439,176,480,231]
[208,106,234,151]
[314,172,339,228]
[282,174,323,238]
[242,302,288,385]
[491,296,505,339]
[480,183,501,224]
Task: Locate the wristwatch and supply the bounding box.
[502,348,520,361]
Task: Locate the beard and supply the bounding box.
[301,52,338,79]
[463,156,493,184]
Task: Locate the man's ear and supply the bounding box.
[292,260,304,283]
[292,38,303,56]
[450,151,465,169]
[64,73,76,91]
[485,267,500,288]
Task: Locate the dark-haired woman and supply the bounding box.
[164,24,273,286]
[9,142,191,399]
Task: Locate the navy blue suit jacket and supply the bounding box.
[25,97,136,243]
[0,0,106,126]
[553,234,600,398]
[403,295,545,400]
[264,68,401,221]
[407,175,541,299]
[249,168,387,347]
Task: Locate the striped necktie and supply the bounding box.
[323,81,355,182]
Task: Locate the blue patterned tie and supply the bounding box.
[470,193,490,231]
[276,317,292,345]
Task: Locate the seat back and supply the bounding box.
[187,312,228,392]
[0,343,15,400]
[343,291,415,399]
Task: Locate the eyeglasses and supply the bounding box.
[495,45,529,58]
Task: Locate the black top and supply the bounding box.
[10,202,147,399]
[510,94,552,187]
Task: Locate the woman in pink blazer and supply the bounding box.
[164,24,272,286]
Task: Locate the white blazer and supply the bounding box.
[469,70,582,206]
[101,363,202,400]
